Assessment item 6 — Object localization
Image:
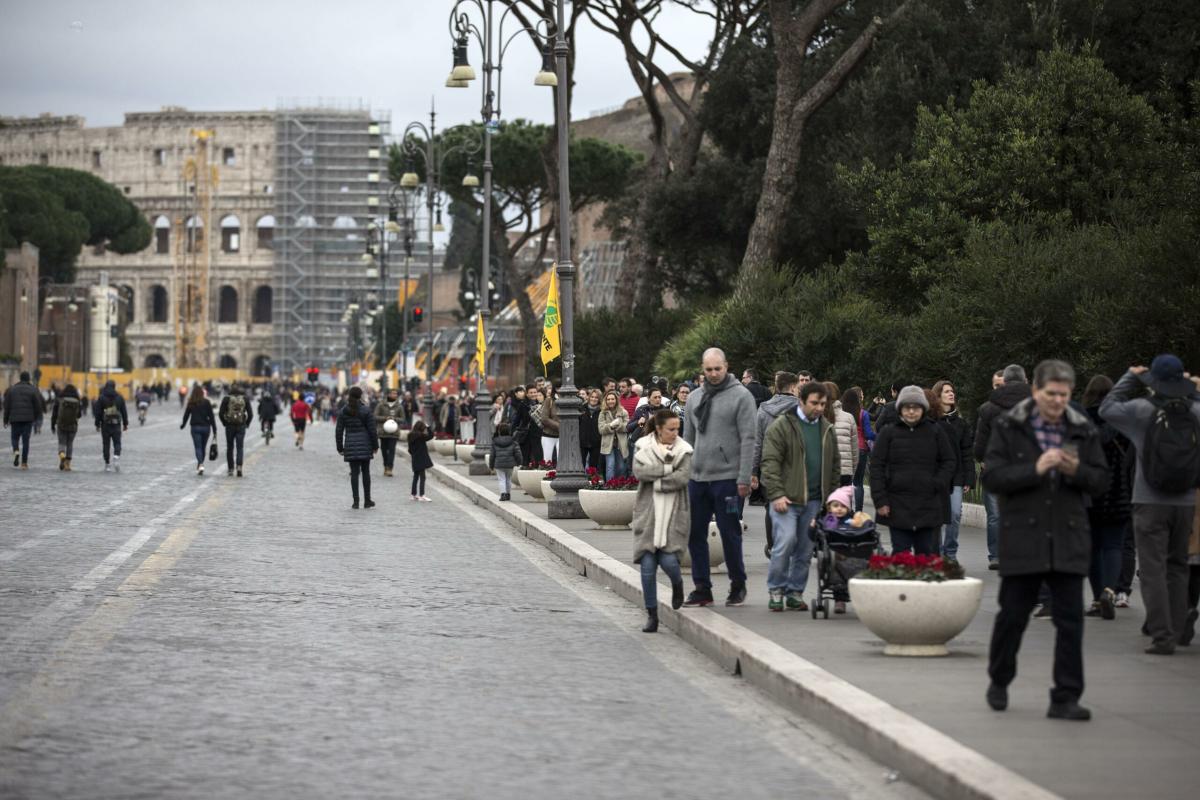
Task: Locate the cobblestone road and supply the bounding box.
[0,410,927,799]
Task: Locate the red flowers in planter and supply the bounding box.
[586,475,639,491]
[456,438,476,445]
[433,432,454,440]
[545,470,557,480]
[861,553,965,582]
[526,460,556,471]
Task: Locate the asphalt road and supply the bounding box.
[0,408,927,799]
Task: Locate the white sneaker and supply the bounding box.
[104,463,111,473]
[1115,592,1130,608]
[113,456,120,472]
[411,495,420,501]
[198,464,205,476]
[419,496,432,502]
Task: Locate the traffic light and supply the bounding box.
[306,367,319,384]
[412,306,424,324]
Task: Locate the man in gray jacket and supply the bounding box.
[752,372,800,558]
[682,348,758,607]
[1101,355,1200,654]
[4,371,45,469]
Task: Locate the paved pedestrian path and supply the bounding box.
[0,420,925,799]
[429,451,1199,800]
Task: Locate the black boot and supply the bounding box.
[671,581,685,610]
[352,497,359,509]
[642,608,659,633]
[364,497,376,509]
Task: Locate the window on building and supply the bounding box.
[218,354,238,369]
[222,147,235,166]
[256,215,275,250]
[252,285,273,324]
[124,186,131,194]
[92,150,102,168]
[264,184,273,195]
[149,285,169,323]
[154,148,166,166]
[92,242,107,256]
[154,215,170,254]
[39,153,49,165]
[218,285,238,323]
[220,215,241,253]
[185,216,203,253]
[251,355,271,377]
[119,286,135,324]
[144,354,167,368]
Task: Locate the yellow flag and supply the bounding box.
[474,314,487,373]
[540,267,561,369]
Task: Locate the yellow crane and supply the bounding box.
[173,129,219,367]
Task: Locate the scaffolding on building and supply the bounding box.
[577,240,627,312]
[273,103,390,375]
[172,129,218,367]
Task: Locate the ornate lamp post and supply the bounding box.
[399,103,481,430]
[361,190,401,392]
[447,0,556,475]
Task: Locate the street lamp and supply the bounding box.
[399,102,481,429]
[362,198,399,391]
[447,0,555,476]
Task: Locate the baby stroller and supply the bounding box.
[809,515,880,619]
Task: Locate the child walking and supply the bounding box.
[407,419,434,501]
[489,423,524,500]
[631,408,693,633]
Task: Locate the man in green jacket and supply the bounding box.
[760,381,842,611]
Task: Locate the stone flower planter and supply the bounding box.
[680,520,738,573]
[848,577,983,656]
[541,478,556,502]
[578,488,637,529]
[455,443,474,462]
[432,438,456,457]
[515,469,542,497]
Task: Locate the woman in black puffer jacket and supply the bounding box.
[336,386,379,509]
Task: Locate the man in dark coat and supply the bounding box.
[982,360,1109,721]
[4,371,46,469]
[869,385,956,555]
[974,365,1032,568]
[740,369,771,407]
[92,380,129,472]
[219,385,254,477]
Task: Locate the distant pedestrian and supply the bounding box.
[842,387,875,512]
[932,380,976,560]
[218,384,253,477]
[407,419,434,502]
[4,371,45,470]
[752,371,800,560]
[538,383,559,462]
[51,383,82,471]
[669,383,690,437]
[1100,355,1200,654]
[375,388,404,477]
[740,369,771,407]
[598,390,630,480]
[336,386,378,509]
[870,386,955,556]
[579,388,602,472]
[1081,375,1132,620]
[682,347,757,608]
[984,360,1108,721]
[181,384,216,476]
[823,382,859,487]
[291,394,312,449]
[257,390,280,442]
[632,408,692,633]
[489,422,524,501]
[92,380,128,473]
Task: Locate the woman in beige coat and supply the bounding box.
[824,381,859,484]
[631,408,693,633]
[598,390,630,480]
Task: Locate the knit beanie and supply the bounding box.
[896,385,929,411]
[826,485,854,511]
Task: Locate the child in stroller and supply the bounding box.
[810,486,880,618]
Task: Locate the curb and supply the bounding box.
[427,458,1059,800]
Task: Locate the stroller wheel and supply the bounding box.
[823,598,833,618]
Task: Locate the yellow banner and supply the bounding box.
[540,267,561,368]
[474,314,487,373]
[397,278,419,307]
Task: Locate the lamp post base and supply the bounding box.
[468,461,492,476]
[547,492,585,519]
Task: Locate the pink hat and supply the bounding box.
[826,485,854,511]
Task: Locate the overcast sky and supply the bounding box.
[0,0,711,132]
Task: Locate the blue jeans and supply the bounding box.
[943,485,964,559]
[225,426,245,468]
[640,550,683,609]
[767,499,821,594]
[10,421,33,463]
[605,448,626,481]
[1088,516,1127,601]
[852,449,869,511]
[984,489,1001,561]
[190,425,211,465]
[687,478,747,588]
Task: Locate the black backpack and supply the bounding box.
[1141,397,1200,494]
[58,397,80,429]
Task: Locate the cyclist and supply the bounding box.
[257,387,280,444]
[135,387,154,426]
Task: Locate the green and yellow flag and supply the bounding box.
[540,267,561,371]
[474,314,487,374]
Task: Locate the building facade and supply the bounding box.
[0,243,41,372]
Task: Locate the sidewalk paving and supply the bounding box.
[429,451,1197,800]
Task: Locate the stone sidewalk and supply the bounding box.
[425,450,1198,800]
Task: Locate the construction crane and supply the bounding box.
[173,129,219,367]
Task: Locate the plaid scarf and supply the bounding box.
[1030,408,1065,452]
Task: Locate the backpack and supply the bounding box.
[102,401,122,427]
[1141,397,1200,494]
[58,397,80,429]
[227,395,248,426]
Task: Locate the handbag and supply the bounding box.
[208,441,219,461]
